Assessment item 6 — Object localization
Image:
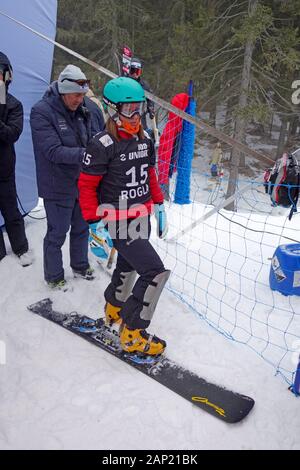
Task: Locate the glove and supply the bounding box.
[154,204,168,239]
[89,220,113,260]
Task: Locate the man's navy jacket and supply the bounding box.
[30,82,104,200]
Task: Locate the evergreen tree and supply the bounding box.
[54,0,300,184]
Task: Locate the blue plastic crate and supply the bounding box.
[269,244,300,296]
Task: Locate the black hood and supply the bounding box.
[0,52,12,69]
[0,52,13,90]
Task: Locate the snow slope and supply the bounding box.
[0,207,299,450]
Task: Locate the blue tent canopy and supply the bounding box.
[0,0,57,224]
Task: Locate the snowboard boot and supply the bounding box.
[105,302,122,327]
[73,266,95,281]
[119,324,166,356]
[47,279,69,292]
[17,252,33,267]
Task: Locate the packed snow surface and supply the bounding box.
[0,203,299,450]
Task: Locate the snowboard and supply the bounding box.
[27,298,255,423]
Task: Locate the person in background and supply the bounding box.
[0,51,32,267]
[30,65,104,290]
[210,141,223,178]
[78,77,170,357]
[86,88,106,121]
[128,57,155,130]
[84,88,105,136]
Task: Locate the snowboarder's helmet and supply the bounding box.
[103,76,146,118]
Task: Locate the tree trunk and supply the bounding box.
[224,96,236,135]
[269,112,274,138]
[286,116,299,149]
[111,1,118,68]
[225,0,258,211]
[210,105,217,130]
[276,116,288,159]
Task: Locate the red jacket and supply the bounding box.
[158,93,189,185]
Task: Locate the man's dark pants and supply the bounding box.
[43,198,89,282]
[0,175,28,260]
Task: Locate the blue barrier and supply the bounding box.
[292,357,300,396]
[174,81,196,205]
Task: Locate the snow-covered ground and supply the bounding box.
[0,200,300,450]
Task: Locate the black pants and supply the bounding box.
[43,199,89,282]
[104,217,166,329]
[0,176,28,260]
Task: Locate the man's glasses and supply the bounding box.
[61,78,90,87]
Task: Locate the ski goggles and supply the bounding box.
[129,67,142,77]
[118,101,146,119]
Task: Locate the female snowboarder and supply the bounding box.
[78,76,170,357]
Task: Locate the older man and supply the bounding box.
[30,65,104,290]
[0,52,31,266]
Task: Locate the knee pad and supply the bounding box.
[140,270,171,322]
[115,271,137,303]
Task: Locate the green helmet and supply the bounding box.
[103,76,145,112]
